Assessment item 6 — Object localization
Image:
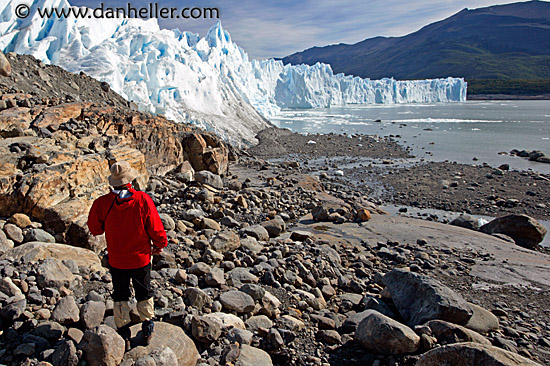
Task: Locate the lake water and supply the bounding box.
[269,100,550,174]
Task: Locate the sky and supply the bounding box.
[70,0,527,60]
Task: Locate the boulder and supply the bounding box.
[80,300,106,329]
[191,315,222,344]
[480,214,546,249]
[159,214,176,231]
[195,170,223,189]
[211,230,241,253]
[51,340,78,366]
[219,290,255,314]
[183,287,212,309]
[383,269,472,326]
[203,312,246,330]
[235,344,273,366]
[242,225,269,242]
[261,216,286,238]
[289,230,314,242]
[8,213,32,228]
[1,242,105,274]
[465,303,500,333]
[420,320,491,346]
[36,258,75,289]
[79,325,125,366]
[124,322,199,366]
[52,296,80,325]
[0,51,11,77]
[355,310,420,355]
[449,215,480,230]
[416,342,543,366]
[182,132,229,175]
[24,228,56,243]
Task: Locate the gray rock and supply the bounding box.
[219,290,255,313]
[420,319,491,346]
[449,215,480,231]
[24,228,56,243]
[80,324,125,366]
[0,229,13,254]
[80,300,106,329]
[383,268,473,326]
[182,208,205,222]
[317,330,341,345]
[240,284,265,301]
[290,230,314,241]
[210,230,241,253]
[416,342,543,366]
[125,322,199,366]
[151,347,178,366]
[52,340,78,366]
[311,205,330,222]
[240,237,263,255]
[245,315,273,332]
[235,344,273,366]
[4,223,23,244]
[355,310,420,354]
[191,316,222,344]
[195,171,223,189]
[32,321,65,342]
[227,328,253,345]
[159,214,176,231]
[362,295,396,318]
[227,268,259,287]
[205,267,225,287]
[183,287,212,309]
[261,216,286,238]
[480,214,547,249]
[189,262,211,276]
[52,296,80,325]
[465,303,500,334]
[0,277,23,298]
[1,298,26,321]
[221,216,240,228]
[37,258,75,289]
[242,225,270,242]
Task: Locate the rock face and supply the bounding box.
[480,214,547,249]
[79,325,125,366]
[383,269,473,326]
[125,322,199,366]
[355,310,420,354]
[416,342,543,366]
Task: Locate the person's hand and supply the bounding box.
[152,246,163,255]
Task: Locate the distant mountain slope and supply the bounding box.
[282,1,550,80]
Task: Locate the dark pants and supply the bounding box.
[110,263,152,302]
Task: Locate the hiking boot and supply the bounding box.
[142,320,154,345]
[117,325,131,352]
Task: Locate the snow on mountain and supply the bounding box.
[0,0,467,146]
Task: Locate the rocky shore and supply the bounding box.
[0,51,549,366]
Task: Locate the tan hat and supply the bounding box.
[108,161,139,187]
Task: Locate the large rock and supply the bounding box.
[52,296,80,325]
[219,291,256,314]
[242,225,269,242]
[203,312,246,330]
[420,320,491,346]
[195,170,223,189]
[355,310,420,355]
[480,214,546,249]
[79,325,125,366]
[235,344,273,366]
[80,300,106,329]
[261,216,286,238]
[0,51,11,77]
[36,258,75,289]
[416,342,543,366]
[1,242,104,274]
[383,269,472,326]
[465,303,500,333]
[210,230,241,253]
[449,214,480,230]
[183,133,229,175]
[124,322,199,366]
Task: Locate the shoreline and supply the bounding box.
[467,94,550,100]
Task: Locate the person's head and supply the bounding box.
[108,161,139,189]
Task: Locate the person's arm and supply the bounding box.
[87,199,105,236]
[142,193,168,252]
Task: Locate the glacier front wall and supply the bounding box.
[0,0,467,146]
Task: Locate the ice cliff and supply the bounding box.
[0,0,467,146]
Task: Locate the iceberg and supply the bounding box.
[0,0,467,146]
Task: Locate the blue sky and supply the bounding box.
[71,0,525,59]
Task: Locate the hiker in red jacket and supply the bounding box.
[87,161,167,350]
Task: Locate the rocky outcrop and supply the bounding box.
[480,214,547,249]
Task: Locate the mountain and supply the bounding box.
[282,1,550,81]
[0,0,466,146]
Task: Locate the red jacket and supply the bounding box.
[87,188,167,269]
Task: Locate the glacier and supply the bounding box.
[0,0,467,146]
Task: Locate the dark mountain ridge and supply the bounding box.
[282,1,550,81]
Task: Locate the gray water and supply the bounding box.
[269,100,550,174]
